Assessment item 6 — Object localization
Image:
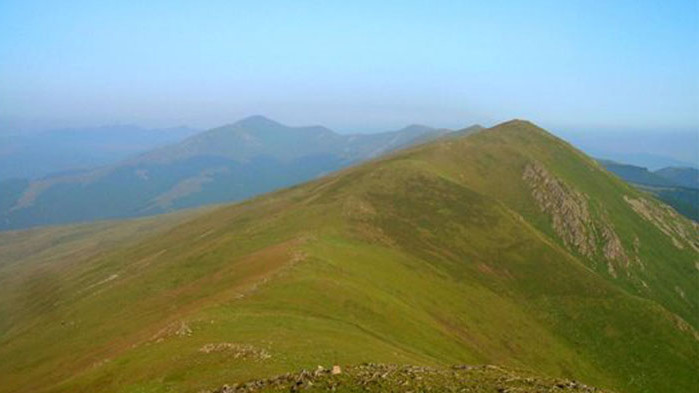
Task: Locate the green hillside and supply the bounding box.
[0,120,696,393]
[0,116,473,231]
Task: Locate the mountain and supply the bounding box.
[0,116,477,231]
[598,160,677,187]
[655,166,699,189]
[555,127,699,170]
[0,120,696,393]
[134,116,457,165]
[0,125,198,180]
[600,160,699,221]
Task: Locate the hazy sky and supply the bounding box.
[1,0,697,133]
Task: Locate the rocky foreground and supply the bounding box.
[210,364,611,393]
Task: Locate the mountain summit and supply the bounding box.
[0,117,459,231]
[232,114,285,128]
[1,120,696,393]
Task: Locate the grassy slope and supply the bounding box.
[0,121,697,393]
[599,161,699,221]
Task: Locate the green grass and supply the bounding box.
[0,120,696,393]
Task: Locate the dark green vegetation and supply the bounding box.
[0,116,480,231]
[210,364,610,392]
[601,160,699,221]
[0,120,696,393]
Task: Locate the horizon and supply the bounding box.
[3,113,699,135]
[3,113,697,169]
[1,1,698,134]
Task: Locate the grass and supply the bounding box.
[0,120,696,393]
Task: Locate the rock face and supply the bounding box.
[624,195,699,252]
[209,363,611,393]
[523,162,629,275]
[523,162,597,257]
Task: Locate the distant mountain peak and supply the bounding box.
[233,115,283,128]
[486,119,551,138]
[498,119,536,128]
[397,124,434,133]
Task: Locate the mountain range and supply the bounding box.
[0,125,199,181]
[1,120,696,393]
[556,128,699,170]
[0,116,481,231]
[600,160,699,221]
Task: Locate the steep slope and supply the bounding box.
[0,117,470,231]
[0,120,696,393]
[601,160,699,221]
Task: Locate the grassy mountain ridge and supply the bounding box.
[0,117,476,231]
[0,120,696,393]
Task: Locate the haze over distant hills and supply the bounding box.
[0,116,481,231]
[556,127,698,170]
[0,125,199,180]
[1,120,696,393]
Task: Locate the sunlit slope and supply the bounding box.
[0,120,696,393]
[403,120,698,326]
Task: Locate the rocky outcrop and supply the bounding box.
[523,162,630,276]
[523,162,596,258]
[199,343,271,360]
[208,363,611,392]
[150,320,192,342]
[624,196,699,252]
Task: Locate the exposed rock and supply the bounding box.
[150,320,193,343]
[668,313,699,342]
[632,237,645,269]
[624,196,699,252]
[600,222,629,268]
[523,162,631,275]
[523,162,595,258]
[199,343,271,360]
[208,363,611,393]
[175,321,193,337]
[674,286,687,301]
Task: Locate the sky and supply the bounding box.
[0,0,697,134]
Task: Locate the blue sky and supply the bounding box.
[0,0,697,133]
